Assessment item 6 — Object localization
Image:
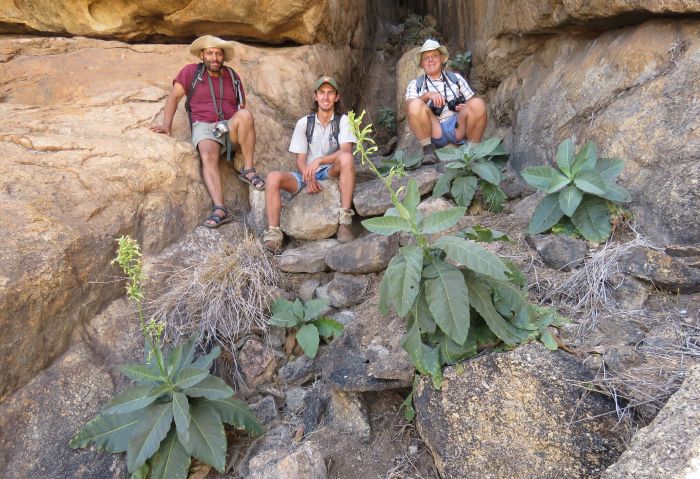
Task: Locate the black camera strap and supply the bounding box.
[206,72,232,161]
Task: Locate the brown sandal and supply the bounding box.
[239,168,266,190]
[203,205,234,228]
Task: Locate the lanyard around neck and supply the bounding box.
[206,72,225,121]
[427,72,457,98]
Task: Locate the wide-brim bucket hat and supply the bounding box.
[415,39,449,67]
[189,35,235,62]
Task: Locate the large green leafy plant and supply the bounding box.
[70,236,262,479]
[269,297,343,359]
[432,138,509,212]
[349,112,563,387]
[521,139,631,242]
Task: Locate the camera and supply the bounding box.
[427,100,444,116]
[212,120,229,139]
[447,95,467,112]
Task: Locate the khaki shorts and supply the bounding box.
[191,121,233,157]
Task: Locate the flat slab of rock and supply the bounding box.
[316,273,370,308]
[324,234,398,273]
[526,233,588,271]
[281,180,341,240]
[247,441,327,479]
[414,343,625,479]
[277,239,340,273]
[620,247,700,293]
[353,167,438,217]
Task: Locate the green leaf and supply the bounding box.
[471,161,501,185]
[183,375,234,400]
[269,299,299,327]
[421,207,466,234]
[401,390,415,422]
[172,392,190,445]
[296,323,320,359]
[571,141,597,175]
[539,330,558,351]
[488,278,529,321]
[403,178,420,215]
[543,172,571,194]
[182,403,227,473]
[521,166,563,191]
[70,412,138,452]
[470,137,502,159]
[423,260,470,345]
[400,322,444,388]
[528,193,564,234]
[119,363,163,384]
[435,146,464,162]
[570,195,612,242]
[574,169,607,195]
[303,298,330,322]
[392,246,424,317]
[292,298,304,319]
[461,225,512,243]
[379,254,405,315]
[314,318,344,338]
[481,182,507,212]
[433,169,459,198]
[451,176,478,207]
[595,157,624,182]
[410,286,436,333]
[555,138,575,177]
[131,463,149,479]
[208,398,263,436]
[190,347,221,371]
[102,384,164,415]
[558,185,583,216]
[361,215,414,235]
[466,278,528,346]
[148,428,191,479]
[126,402,174,473]
[172,338,197,379]
[173,368,209,390]
[433,236,509,280]
[440,333,477,364]
[598,183,631,203]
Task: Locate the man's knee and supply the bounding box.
[266,171,284,189]
[338,152,355,173]
[231,108,254,128]
[466,97,487,118]
[406,98,428,118]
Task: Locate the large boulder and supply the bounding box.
[0,0,368,46]
[280,180,342,240]
[0,35,354,400]
[491,19,700,245]
[414,343,625,479]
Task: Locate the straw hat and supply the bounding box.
[189,35,235,62]
[415,39,449,67]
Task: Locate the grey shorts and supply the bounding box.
[191,121,231,156]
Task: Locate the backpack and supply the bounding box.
[184,62,245,125]
[305,112,341,151]
[415,70,460,94]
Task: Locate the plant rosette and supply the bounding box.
[269,298,343,359]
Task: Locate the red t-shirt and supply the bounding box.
[174,63,245,123]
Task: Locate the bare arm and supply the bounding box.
[151,81,187,135]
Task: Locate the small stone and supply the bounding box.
[330,310,358,328]
[315,273,370,308]
[526,233,588,271]
[298,278,321,301]
[278,354,316,384]
[249,395,279,425]
[353,167,439,217]
[285,387,307,413]
[247,441,327,479]
[239,338,276,387]
[277,239,340,273]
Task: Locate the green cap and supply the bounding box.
[314,75,339,92]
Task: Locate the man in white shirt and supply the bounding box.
[262,76,357,253]
[405,39,487,164]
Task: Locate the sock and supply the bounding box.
[419,138,431,147]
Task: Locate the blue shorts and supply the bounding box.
[291,164,334,193]
[432,115,466,148]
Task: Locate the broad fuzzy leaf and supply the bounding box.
[172,338,197,379]
[361,216,414,236]
[433,169,460,197]
[313,318,344,338]
[302,298,330,322]
[292,298,304,319]
[423,260,470,345]
[571,195,612,243]
[544,173,571,194]
[521,166,563,191]
[379,254,406,315]
[450,176,478,207]
[131,464,149,479]
[481,182,507,212]
[435,146,464,162]
[595,157,624,182]
[422,207,467,234]
[574,169,607,195]
[571,141,597,175]
[466,278,528,346]
[461,225,512,243]
[488,278,529,320]
[598,183,631,203]
[440,333,477,365]
[556,138,576,177]
[172,392,190,445]
[296,323,320,359]
[558,184,583,216]
[70,412,138,452]
[119,363,163,384]
[183,375,234,400]
[471,161,501,185]
[390,246,424,317]
[539,330,558,351]
[433,236,509,280]
[410,286,436,334]
[182,403,227,473]
[190,347,221,371]
[528,193,564,234]
[126,402,174,473]
[400,322,443,388]
[269,299,298,327]
[208,398,263,436]
[403,178,420,215]
[148,429,190,479]
[102,384,163,415]
[470,137,502,159]
[173,368,209,390]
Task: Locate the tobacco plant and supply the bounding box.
[70,236,262,479]
[432,138,509,212]
[349,111,563,388]
[521,139,631,242]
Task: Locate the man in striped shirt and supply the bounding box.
[405,39,487,164]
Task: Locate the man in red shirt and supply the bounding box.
[152,35,264,228]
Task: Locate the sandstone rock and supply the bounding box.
[417,196,455,215]
[620,247,700,293]
[526,233,588,271]
[324,234,399,273]
[316,273,370,308]
[277,239,340,273]
[247,441,327,479]
[329,310,359,328]
[281,180,342,240]
[0,0,367,46]
[366,344,414,383]
[328,390,371,442]
[602,365,700,479]
[239,338,276,387]
[353,167,439,217]
[249,395,279,426]
[414,343,625,479]
[493,20,700,245]
[238,424,294,478]
[608,273,650,310]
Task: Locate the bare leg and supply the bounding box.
[228,109,256,174]
[327,151,356,209]
[405,98,442,141]
[197,140,227,225]
[265,171,299,227]
[454,97,487,143]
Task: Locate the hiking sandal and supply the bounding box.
[204,205,234,228]
[238,168,266,190]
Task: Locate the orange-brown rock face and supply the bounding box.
[0,0,366,45]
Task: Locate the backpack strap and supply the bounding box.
[415,74,426,94]
[415,71,460,94]
[184,63,206,126]
[184,64,246,126]
[225,66,245,108]
[331,113,340,149]
[306,113,342,152]
[305,114,315,146]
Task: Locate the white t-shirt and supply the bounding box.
[289,113,356,169]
